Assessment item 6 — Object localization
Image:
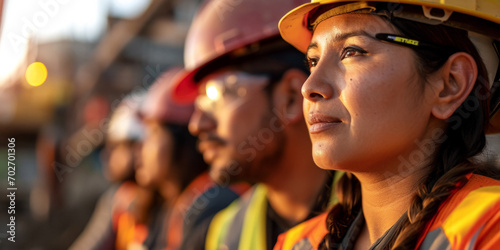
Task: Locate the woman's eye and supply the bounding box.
[341,46,367,60]
[305,57,318,70]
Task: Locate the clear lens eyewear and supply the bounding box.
[375,33,459,55]
[195,72,270,114]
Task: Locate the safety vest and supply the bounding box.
[166,173,214,250]
[206,184,269,250]
[206,177,338,250]
[274,174,500,250]
[115,212,149,250]
[417,174,500,249]
[165,173,250,250]
[112,182,149,250]
[273,212,328,250]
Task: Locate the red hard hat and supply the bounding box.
[173,0,308,104]
[142,67,194,125]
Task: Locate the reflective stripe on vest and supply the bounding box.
[207,172,340,250]
[206,184,268,250]
[278,212,329,250]
[420,185,500,249]
[115,212,148,250]
[278,174,500,250]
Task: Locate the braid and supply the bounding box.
[387,17,491,249]
[390,112,487,249]
[390,162,476,249]
[319,173,361,249]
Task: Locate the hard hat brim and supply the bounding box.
[279,2,319,53]
[173,35,288,105]
[279,0,500,53]
[172,69,199,105]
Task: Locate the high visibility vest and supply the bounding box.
[274,174,500,250]
[417,174,500,249]
[166,173,215,250]
[206,175,339,250]
[273,212,328,250]
[112,182,149,250]
[206,184,269,250]
[115,211,149,250]
[165,173,250,250]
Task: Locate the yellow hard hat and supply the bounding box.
[278,0,500,133]
[279,0,500,53]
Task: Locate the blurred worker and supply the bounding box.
[70,92,156,250]
[172,0,336,249]
[138,67,248,250]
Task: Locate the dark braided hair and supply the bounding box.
[162,123,207,191]
[320,13,496,250]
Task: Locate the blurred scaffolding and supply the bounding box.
[0,0,202,249]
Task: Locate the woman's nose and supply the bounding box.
[301,67,334,102]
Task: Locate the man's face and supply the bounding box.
[188,69,285,184]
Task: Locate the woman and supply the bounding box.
[71,93,156,250]
[139,67,249,250]
[275,1,500,249]
[137,67,209,249]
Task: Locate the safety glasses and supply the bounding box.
[195,71,270,114]
[375,33,459,55]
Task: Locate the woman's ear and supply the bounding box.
[431,52,478,120]
[272,69,308,124]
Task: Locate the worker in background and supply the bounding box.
[139,67,249,250]
[172,0,337,249]
[70,92,156,250]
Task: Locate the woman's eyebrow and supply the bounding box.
[334,30,377,42]
[306,30,376,55]
[306,42,318,55]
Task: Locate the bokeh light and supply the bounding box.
[206,84,220,100]
[25,62,48,87]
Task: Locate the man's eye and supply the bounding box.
[341,46,367,60]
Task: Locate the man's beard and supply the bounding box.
[217,110,287,185]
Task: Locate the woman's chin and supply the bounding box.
[311,143,333,168]
[313,152,337,170]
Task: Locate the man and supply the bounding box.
[172,0,336,249]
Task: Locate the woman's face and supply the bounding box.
[136,121,174,188]
[105,142,134,182]
[303,14,438,172]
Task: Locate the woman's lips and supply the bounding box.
[307,113,342,134]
